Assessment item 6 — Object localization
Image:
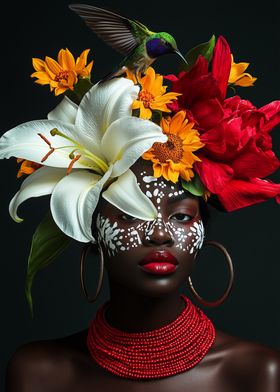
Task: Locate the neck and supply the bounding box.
[87,290,215,379]
[105,280,185,332]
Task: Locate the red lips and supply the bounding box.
[139,251,178,275]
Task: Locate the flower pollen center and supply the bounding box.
[139,90,155,108]
[153,134,183,163]
[55,70,70,83]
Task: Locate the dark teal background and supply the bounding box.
[1,0,280,389]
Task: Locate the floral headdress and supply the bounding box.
[1,35,280,312]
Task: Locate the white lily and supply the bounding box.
[0,78,167,242]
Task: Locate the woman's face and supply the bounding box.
[94,160,204,297]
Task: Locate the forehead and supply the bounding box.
[137,169,185,201]
[132,158,194,201]
[136,171,200,217]
[98,159,199,218]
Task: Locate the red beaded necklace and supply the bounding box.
[87,295,215,380]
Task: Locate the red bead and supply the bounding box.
[87,295,215,380]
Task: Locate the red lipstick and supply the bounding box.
[139,251,178,275]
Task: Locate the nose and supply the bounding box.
[142,219,174,247]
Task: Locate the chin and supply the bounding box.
[123,273,185,298]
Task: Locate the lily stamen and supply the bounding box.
[50,127,109,173]
[41,148,55,163]
[69,149,79,159]
[38,133,55,162]
[50,128,65,137]
[67,154,81,175]
[38,132,52,147]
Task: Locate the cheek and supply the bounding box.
[96,213,144,257]
[167,219,205,254]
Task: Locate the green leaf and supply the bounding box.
[25,211,72,316]
[65,77,93,104]
[181,174,206,197]
[151,110,163,125]
[179,35,216,72]
[132,108,140,118]
[75,77,93,98]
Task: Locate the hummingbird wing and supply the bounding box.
[69,4,154,55]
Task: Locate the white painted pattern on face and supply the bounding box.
[96,171,205,256]
[165,220,205,253]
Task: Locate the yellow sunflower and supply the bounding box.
[142,111,204,183]
[31,48,93,96]
[126,67,181,120]
[229,54,257,87]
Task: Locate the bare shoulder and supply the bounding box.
[214,330,280,391]
[5,330,89,392]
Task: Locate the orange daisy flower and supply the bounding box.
[142,111,204,183]
[17,158,42,178]
[127,67,181,120]
[229,54,257,87]
[31,48,93,96]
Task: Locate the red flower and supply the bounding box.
[166,36,280,211]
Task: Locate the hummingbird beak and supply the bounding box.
[175,50,188,66]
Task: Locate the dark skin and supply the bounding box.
[5,159,280,391]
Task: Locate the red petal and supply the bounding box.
[217,178,280,211]
[191,98,224,130]
[211,36,231,99]
[164,73,179,82]
[187,55,209,80]
[231,139,280,178]
[224,95,256,112]
[169,56,218,104]
[167,100,180,112]
[259,100,280,132]
[201,118,243,158]
[195,156,233,193]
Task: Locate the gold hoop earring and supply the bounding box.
[187,240,234,308]
[80,243,104,303]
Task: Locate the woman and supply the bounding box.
[2,9,280,390]
[5,157,280,391]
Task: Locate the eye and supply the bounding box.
[170,213,192,222]
[120,213,138,221]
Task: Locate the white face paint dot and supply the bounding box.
[143,175,158,183]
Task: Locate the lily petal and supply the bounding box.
[50,167,113,242]
[47,96,78,124]
[0,119,87,169]
[102,80,139,128]
[102,169,158,220]
[75,78,139,152]
[101,116,167,177]
[9,167,66,222]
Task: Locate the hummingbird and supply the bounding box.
[68,4,188,82]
